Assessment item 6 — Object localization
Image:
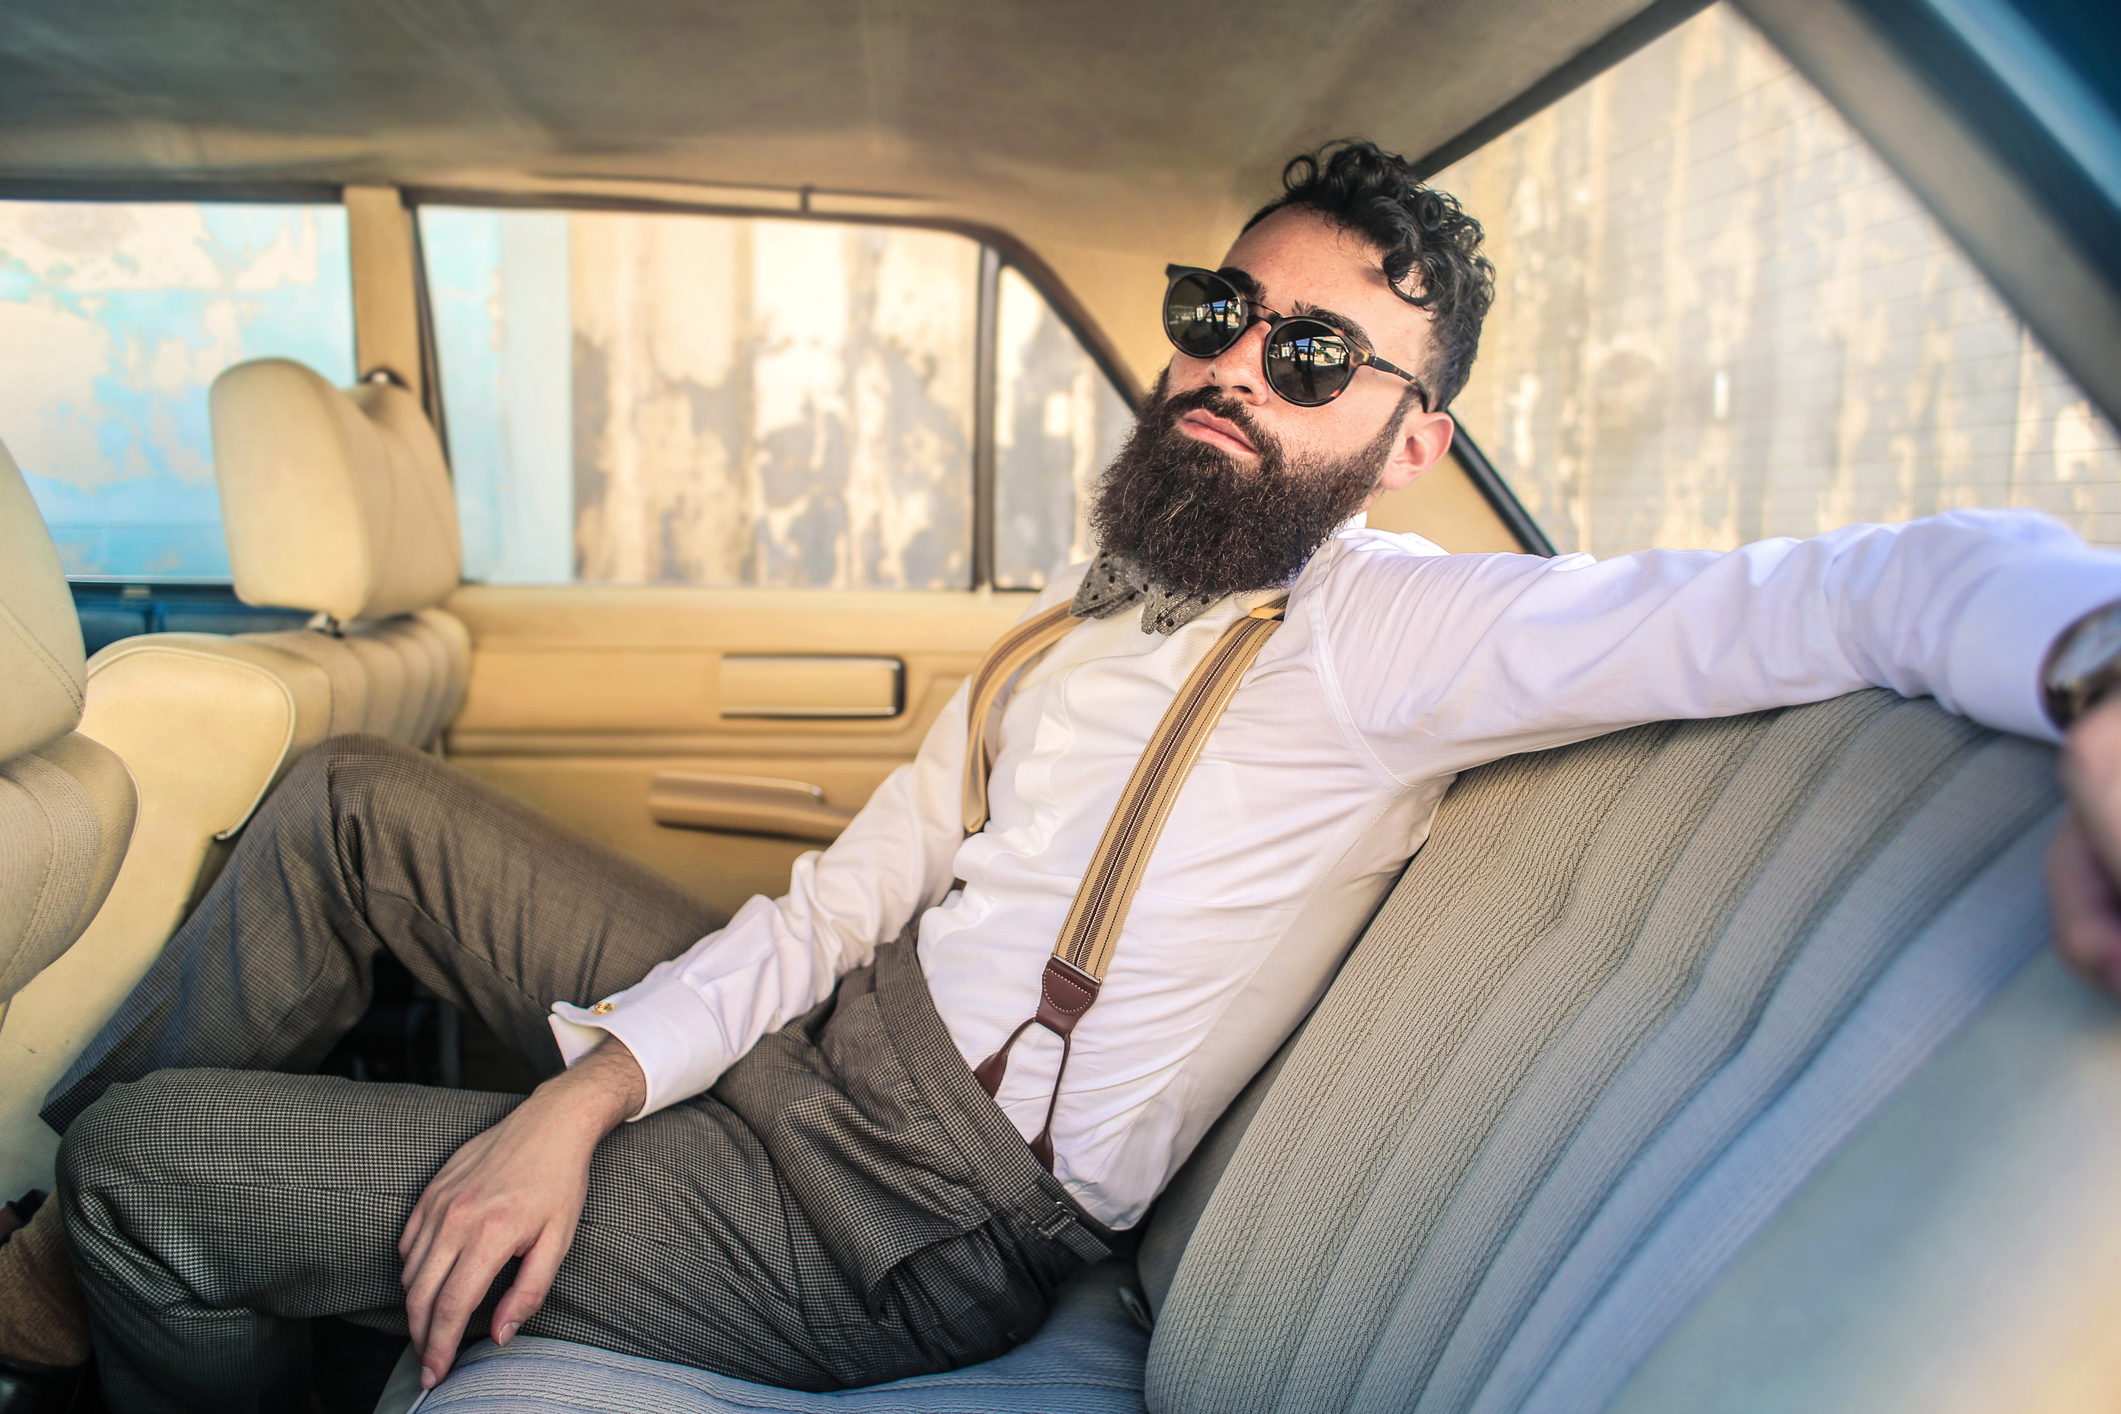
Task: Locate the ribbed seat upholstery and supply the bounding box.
[404,688,2109,1413]
[0,358,467,1192]
[1144,690,2083,1414]
[0,441,137,1197]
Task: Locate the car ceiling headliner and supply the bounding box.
[0,0,1661,381]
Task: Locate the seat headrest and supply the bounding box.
[211,358,462,622]
[0,438,87,760]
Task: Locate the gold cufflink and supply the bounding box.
[593,1001,615,1015]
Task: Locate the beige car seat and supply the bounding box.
[0,358,467,1191]
[0,441,138,1198]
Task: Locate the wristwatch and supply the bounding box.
[2043,599,2121,730]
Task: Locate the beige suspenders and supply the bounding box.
[955,597,1287,1168]
[960,602,1083,835]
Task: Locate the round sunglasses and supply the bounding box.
[1162,265,1430,411]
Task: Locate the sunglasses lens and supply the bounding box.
[1264,322,1354,406]
[1165,272,1247,358]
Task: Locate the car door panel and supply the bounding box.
[443,584,1027,916]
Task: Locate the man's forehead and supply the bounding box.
[1220,210,1381,291]
[1218,206,1431,354]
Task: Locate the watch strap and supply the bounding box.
[2043,599,2121,730]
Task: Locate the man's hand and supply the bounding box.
[398,1037,646,1392]
[2053,696,2121,997]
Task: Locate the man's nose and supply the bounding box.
[1202,321,1273,406]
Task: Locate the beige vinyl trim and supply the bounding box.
[718,656,904,719]
[83,639,313,838]
[345,185,425,402]
[648,771,856,843]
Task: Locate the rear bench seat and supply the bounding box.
[399,686,2121,1412]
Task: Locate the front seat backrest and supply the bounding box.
[0,360,467,1191]
[217,357,461,625]
[213,358,471,745]
[0,440,136,1195]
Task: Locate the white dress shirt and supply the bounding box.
[553,508,2121,1229]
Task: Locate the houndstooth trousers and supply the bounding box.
[42,736,1111,1414]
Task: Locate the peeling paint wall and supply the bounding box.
[425,208,984,588]
[1433,3,2121,555]
[572,215,977,588]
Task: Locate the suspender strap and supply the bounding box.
[971,599,1286,1168]
[961,602,1082,836]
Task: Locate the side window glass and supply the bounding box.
[1432,2,2120,554]
[0,201,354,578]
[993,265,1133,589]
[421,207,980,588]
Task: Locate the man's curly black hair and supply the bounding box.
[1244,139,1496,411]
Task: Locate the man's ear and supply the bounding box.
[1369,411,1456,501]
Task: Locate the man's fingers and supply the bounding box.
[400,1178,450,1263]
[2060,698,2121,869]
[2049,811,2121,994]
[401,1205,482,1353]
[402,1233,457,1354]
[491,1226,571,1344]
[391,1085,606,1385]
[419,1239,514,1389]
[399,1193,439,1273]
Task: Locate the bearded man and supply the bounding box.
[8,139,2121,1412]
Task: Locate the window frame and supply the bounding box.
[403,187,1143,593]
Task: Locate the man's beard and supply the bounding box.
[1087,378,1399,598]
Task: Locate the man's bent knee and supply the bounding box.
[56,1070,209,1200]
[289,732,441,794]
[262,732,460,837]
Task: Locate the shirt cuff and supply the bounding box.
[548,977,738,1121]
[1945,549,2121,742]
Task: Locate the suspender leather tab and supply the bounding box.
[970,954,1101,1169]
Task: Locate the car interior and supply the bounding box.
[2,0,2118,1409]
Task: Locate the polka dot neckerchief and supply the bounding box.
[1067,550,1223,635]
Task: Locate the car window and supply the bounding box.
[422,206,1128,591]
[0,200,355,579]
[1432,2,2121,556]
[993,264,1133,590]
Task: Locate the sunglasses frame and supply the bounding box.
[1162,264,1431,411]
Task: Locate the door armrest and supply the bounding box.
[648,771,856,843]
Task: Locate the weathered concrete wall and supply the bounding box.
[570,214,978,588]
[1434,4,2121,554]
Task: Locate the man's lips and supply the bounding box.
[1177,409,1259,457]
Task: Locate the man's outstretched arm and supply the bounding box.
[397,1036,646,1393]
